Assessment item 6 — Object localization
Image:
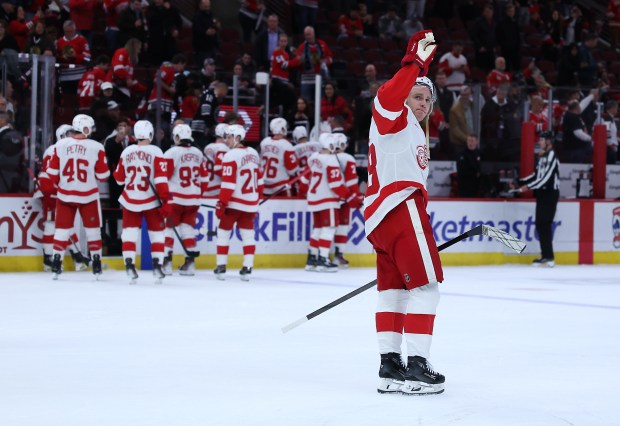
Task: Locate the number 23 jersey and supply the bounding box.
[220,146,264,213]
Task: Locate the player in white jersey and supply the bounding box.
[214,124,263,281]
[113,120,171,284]
[260,117,299,196]
[300,133,363,272]
[332,132,361,267]
[35,124,90,272]
[44,114,110,279]
[365,30,445,395]
[292,125,321,170]
[162,124,208,276]
[203,123,230,198]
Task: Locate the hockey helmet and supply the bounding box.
[215,123,229,138]
[332,132,348,150]
[414,76,437,103]
[134,120,154,141]
[319,133,337,153]
[172,124,193,144]
[269,117,288,136]
[539,130,554,142]
[292,126,308,144]
[72,114,95,136]
[56,124,73,141]
[226,124,246,142]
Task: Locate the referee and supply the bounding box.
[518,131,560,267]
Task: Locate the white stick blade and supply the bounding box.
[482,225,527,253]
[281,316,309,334]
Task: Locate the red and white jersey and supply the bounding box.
[165,145,209,206]
[110,47,134,80]
[114,144,170,212]
[47,136,109,203]
[56,35,91,82]
[104,0,129,30]
[34,144,57,199]
[203,142,230,197]
[364,64,430,236]
[486,69,512,92]
[335,151,359,192]
[301,152,348,212]
[220,147,264,213]
[438,52,468,90]
[294,141,321,169]
[529,111,550,134]
[78,67,109,109]
[148,63,175,112]
[260,137,299,195]
[270,47,300,82]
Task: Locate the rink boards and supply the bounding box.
[0,196,618,271]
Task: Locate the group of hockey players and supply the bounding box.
[34,111,363,284]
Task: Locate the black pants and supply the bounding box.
[535,189,559,259]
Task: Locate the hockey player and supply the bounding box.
[44,114,110,279]
[292,125,321,170]
[203,123,230,198]
[260,117,299,196]
[365,30,445,395]
[36,124,90,272]
[332,132,361,267]
[300,133,363,272]
[113,120,171,284]
[163,124,209,276]
[214,124,263,281]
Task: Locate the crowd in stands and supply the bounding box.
[0,0,619,198]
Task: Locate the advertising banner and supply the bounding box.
[593,201,620,253]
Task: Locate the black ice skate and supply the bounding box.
[92,254,102,278]
[401,356,445,395]
[377,352,405,394]
[125,258,138,284]
[51,254,62,279]
[43,254,53,272]
[316,256,338,272]
[153,258,165,284]
[179,257,196,276]
[532,257,555,267]
[162,251,173,275]
[305,251,317,272]
[214,265,226,281]
[333,248,350,268]
[239,266,252,281]
[71,249,90,271]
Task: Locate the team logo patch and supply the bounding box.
[404,273,410,283]
[416,145,429,170]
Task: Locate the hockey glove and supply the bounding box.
[158,199,172,218]
[345,192,364,209]
[401,30,437,76]
[215,201,226,220]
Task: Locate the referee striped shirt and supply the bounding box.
[520,149,560,191]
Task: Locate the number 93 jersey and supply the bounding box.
[114,144,170,212]
[219,146,264,213]
[164,145,209,206]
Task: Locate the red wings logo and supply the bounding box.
[416,145,429,170]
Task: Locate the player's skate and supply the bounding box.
[316,256,338,272]
[153,258,165,284]
[239,266,252,281]
[305,251,317,271]
[401,356,445,395]
[43,254,53,272]
[162,251,173,275]
[532,257,555,267]
[179,257,195,276]
[377,352,405,394]
[214,265,226,280]
[125,258,138,284]
[92,254,102,279]
[51,254,62,280]
[71,250,90,271]
[333,248,349,268]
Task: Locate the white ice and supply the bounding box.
[1,265,619,426]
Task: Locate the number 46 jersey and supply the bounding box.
[165,145,209,206]
[114,144,170,212]
[220,146,264,213]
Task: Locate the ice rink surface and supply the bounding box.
[1,265,619,426]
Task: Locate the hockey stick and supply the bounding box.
[260,169,310,205]
[281,224,526,333]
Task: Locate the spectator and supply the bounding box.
[0,1,15,23]
[180,83,202,123]
[255,13,282,71]
[90,81,116,117]
[337,8,363,39]
[293,0,318,34]
[438,41,470,92]
[289,96,312,133]
[358,2,376,36]
[480,84,518,160]
[378,6,404,41]
[541,9,563,62]
[192,81,228,146]
[0,18,18,53]
[320,81,352,132]
[403,15,424,39]
[25,20,55,55]
[352,81,379,155]
[146,0,182,66]
[407,0,426,20]
[93,100,121,142]
[528,95,550,136]
[117,0,147,48]
[496,2,520,72]
[577,33,598,89]
[602,100,619,164]
[456,134,481,197]
[471,3,497,71]
[295,26,332,99]
[428,100,447,154]
[192,0,220,68]
[356,63,379,98]
[565,5,585,45]
[238,0,264,43]
[557,43,580,87]
[449,85,475,159]
[109,38,145,109]
[227,63,253,98]
[270,33,300,116]
[68,0,96,41]
[103,0,129,51]
[77,55,111,112]
[8,6,39,52]
[486,56,512,95]
[608,0,620,51]
[147,54,187,127]
[56,20,91,95]
[199,57,218,89]
[236,52,257,86]
[561,100,592,163]
[434,70,456,122]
